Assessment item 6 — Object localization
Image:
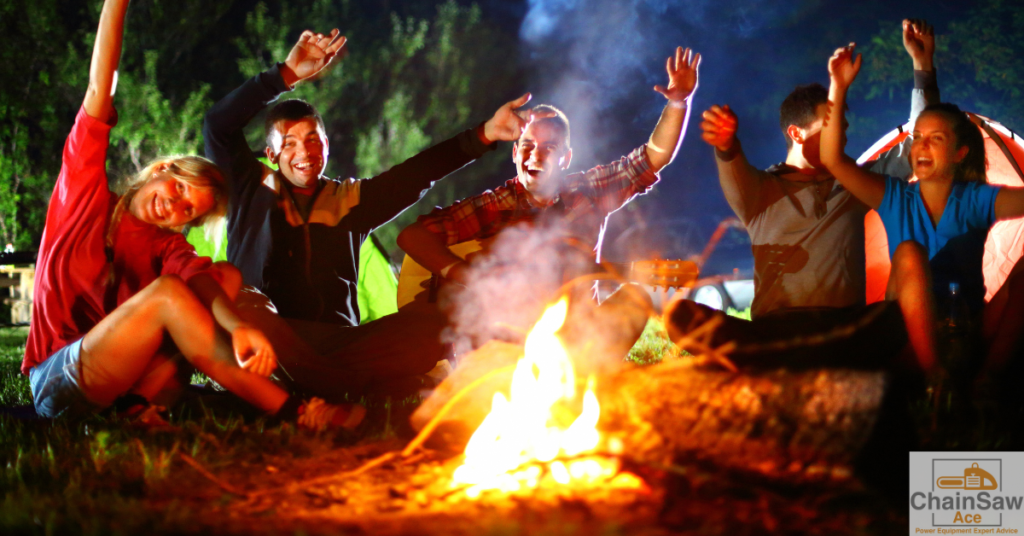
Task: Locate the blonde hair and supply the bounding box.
[107,155,228,253]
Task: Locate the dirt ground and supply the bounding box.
[146,438,907,536]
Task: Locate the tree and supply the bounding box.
[0,0,240,249]
[233,0,522,259]
[856,0,1024,133]
[0,0,88,250]
[1,0,521,258]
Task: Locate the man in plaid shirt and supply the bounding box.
[400,46,700,283]
[398,47,701,370]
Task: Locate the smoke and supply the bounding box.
[518,0,804,166]
[440,219,654,376]
[440,220,590,355]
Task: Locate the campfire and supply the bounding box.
[451,298,642,499]
[216,294,892,535]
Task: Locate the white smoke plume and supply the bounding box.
[439,219,594,356]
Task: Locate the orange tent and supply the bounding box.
[856,114,1024,303]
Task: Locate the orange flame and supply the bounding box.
[452,298,619,498]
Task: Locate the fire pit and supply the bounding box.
[208,297,898,534]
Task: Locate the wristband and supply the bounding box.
[440,261,461,279]
[667,99,689,110]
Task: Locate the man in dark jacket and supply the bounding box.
[204,28,542,397]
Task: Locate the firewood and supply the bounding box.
[596,361,886,482]
[411,343,887,483]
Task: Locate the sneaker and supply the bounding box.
[297,397,366,432]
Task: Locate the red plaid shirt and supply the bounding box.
[418,145,658,258]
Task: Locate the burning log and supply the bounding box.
[412,343,887,484]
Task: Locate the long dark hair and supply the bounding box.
[916,103,987,183]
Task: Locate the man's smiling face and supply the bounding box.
[513,120,572,202]
[266,117,329,188]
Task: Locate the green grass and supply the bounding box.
[625,318,680,365]
[625,307,751,366]
[0,327,30,407]
[0,326,425,535]
[3,316,1022,534]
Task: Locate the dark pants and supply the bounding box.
[664,300,909,370]
[236,288,446,402]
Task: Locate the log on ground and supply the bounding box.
[596,360,886,482]
[411,342,887,483]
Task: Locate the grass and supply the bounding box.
[2,314,1023,534]
[0,327,30,407]
[626,307,751,365]
[0,326,427,535]
[625,318,680,365]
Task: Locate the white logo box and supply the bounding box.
[910,452,1024,534]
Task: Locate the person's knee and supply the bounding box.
[212,261,243,300]
[892,240,928,273]
[663,298,718,343]
[602,283,653,331]
[148,275,190,303]
[613,283,653,308]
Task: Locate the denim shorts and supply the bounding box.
[29,339,100,418]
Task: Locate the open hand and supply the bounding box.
[700,105,738,152]
[281,29,347,87]
[232,324,277,377]
[902,19,935,71]
[482,93,558,142]
[828,43,862,90]
[654,47,701,103]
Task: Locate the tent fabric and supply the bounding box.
[187,156,399,322]
[186,226,398,324]
[856,115,1024,303]
[186,226,228,262]
[357,233,399,323]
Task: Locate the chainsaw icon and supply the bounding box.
[936,463,998,490]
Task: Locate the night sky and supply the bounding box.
[460,0,983,263]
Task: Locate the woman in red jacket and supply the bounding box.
[23,0,361,430]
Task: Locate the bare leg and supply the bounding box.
[886,240,937,373]
[982,256,1024,376]
[120,263,244,406]
[128,352,192,407]
[211,261,243,301]
[79,275,288,412]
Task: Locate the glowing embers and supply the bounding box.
[452,298,628,499]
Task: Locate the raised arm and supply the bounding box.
[869,18,940,177]
[646,47,700,171]
[83,0,130,122]
[820,44,886,209]
[701,105,764,224]
[204,29,346,195]
[354,94,547,231]
[904,18,937,118]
